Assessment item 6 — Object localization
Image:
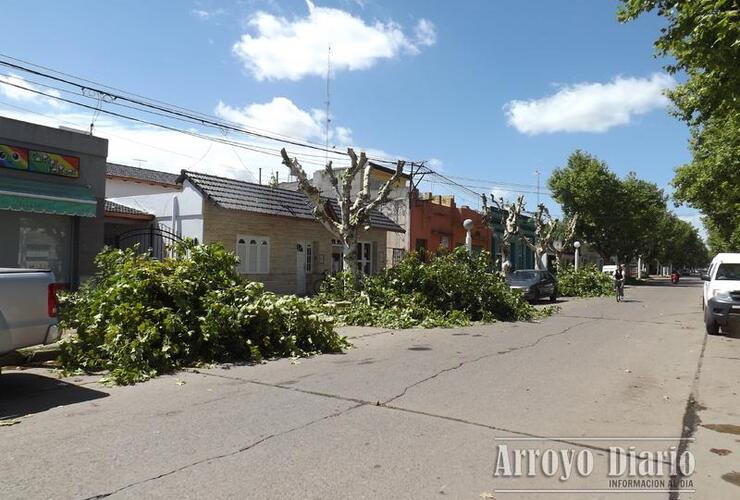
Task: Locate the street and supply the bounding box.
[1,279,738,499]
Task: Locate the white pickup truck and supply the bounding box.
[0,268,62,361]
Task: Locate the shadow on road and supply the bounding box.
[0,373,108,420]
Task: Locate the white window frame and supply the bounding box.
[357,241,372,275]
[236,235,270,274]
[305,242,313,273]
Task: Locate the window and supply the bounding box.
[305,242,313,273]
[416,239,427,252]
[236,235,270,274]
[715,263,740,281]
[392,248,405,266]
[0,211,73,282]
[357,241,372,274]
[331,239,343,274]
[440,235,450,249]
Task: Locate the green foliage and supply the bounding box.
[550,150,711,265]
[672,111,740,253]
[618,0,739,126]
[59,241,345,384]
[314,248,546,328]
[556,265,614,298]
[548,150,623,261]
[619,1,739,253]
[654,214,710,268]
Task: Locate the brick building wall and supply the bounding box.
[202,202,390,294]
[409,194,491,254]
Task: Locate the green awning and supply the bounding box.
[0,176,98,217]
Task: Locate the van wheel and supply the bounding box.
[705,320,720,335]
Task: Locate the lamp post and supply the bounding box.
[463,219,474,256]
[574,241,581,271]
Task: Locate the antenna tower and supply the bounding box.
[324,45,332,165]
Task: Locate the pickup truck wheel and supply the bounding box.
[705,320,720,335]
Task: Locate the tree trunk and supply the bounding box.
[342,241,358,277]
[501,244,512,278]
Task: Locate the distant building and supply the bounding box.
[409,192,491,255]
[485,206,537,271]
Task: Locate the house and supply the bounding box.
[485,206,537,271]
[104,163,179,253]
[409,192,491,254]
[280,162,411,266]
[107,166,404,295]
[0,116,108,287]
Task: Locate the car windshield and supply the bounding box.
[715,263,740,280]
[512,270,539,281]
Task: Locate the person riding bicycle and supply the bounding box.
[613,265,625,301]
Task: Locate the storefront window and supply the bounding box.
[0,211,73,282]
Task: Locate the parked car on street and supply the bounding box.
[702,253,740,335]
[0,268,62,364]
[507,269,558,303]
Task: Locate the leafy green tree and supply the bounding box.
[655,214,709,268]
[618,0,739,125]
[618,173,669,263]
[672,112,740,252]
[548,150,623,261]
[619,0,740,252]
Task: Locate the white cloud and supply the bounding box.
[414,19,437,47]
[0,96,370,183]
[191,8,226,20]
[232,0,436,80]
[0,73,65,109]
[489,188,520,204]
[505,73,675,135]
[214,96,353,146]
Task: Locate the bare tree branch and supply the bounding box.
[281,148,342,236]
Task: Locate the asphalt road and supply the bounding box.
[1,278,738,499]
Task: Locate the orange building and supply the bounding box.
[409,192,491,253]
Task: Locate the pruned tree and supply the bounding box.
[519,205,581,270]
[551,214,578,268]
[280,147,404,280]
[482,194,525,277]
[520,204,557,270]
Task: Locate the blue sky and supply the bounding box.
[0,0,699,226]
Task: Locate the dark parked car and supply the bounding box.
[507,269,558,303]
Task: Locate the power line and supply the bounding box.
[0,54,414,166]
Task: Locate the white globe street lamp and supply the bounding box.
[574,241,581,271]
[463,219,474,256]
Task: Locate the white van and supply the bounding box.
[602,265,617,275]
[702,253,740,334]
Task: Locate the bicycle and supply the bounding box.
[614,279,625,302]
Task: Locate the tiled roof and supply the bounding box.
[181,170,404,233]
[104,200,153,217]
[106,163,179,185]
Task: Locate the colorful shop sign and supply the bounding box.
[0,144,29,170]
[0,144,80,178]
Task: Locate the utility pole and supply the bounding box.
[535,169,541,205]
[259,168,262,185]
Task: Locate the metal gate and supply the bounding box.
[114,226,186,259]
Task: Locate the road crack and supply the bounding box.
[81,401,365,499]
[382,319,594,404]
